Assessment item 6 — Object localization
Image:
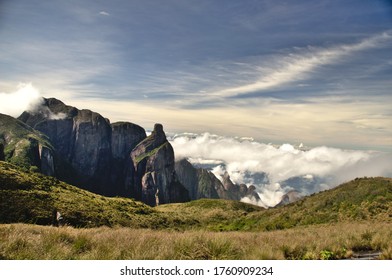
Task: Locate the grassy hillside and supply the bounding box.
[1,160,391,231]
[0,113,53,170]
[0,161,156,227]
[158,177,392,231]
[0,161,260,229]
[1,160,392,259]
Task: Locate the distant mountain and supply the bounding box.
[276,190,303,207]
[175,158,260,202]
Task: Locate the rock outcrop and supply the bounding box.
[4,97,262,207]
[0,142,4,161]
[221,171,241,200]
[18,98,113,194]
[18,98,147,196]
[110,122,146,196]
[131,124,189,206]
[175,158,261,203]
[276,190,303,207]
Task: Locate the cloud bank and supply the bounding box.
[0,83,68,120]
[0,83,43,117]
[170,133,392,207]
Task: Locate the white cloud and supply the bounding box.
[170,132,392,207]
[99,11,110,16]
[213,31,392,97]
[0,83,43,117]
[0,83,68,120]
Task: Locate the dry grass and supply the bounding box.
[1,222,391,260]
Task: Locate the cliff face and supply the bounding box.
[131,124,189,206]
[18,98,147,196]
[17,98,188,204]
[110,122,146,196]
[0,142,4,161]
[175,158,261,203]
[18,98,113,194]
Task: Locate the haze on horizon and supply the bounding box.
[1,0,391,151]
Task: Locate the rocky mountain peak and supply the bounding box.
[131,124,189,206]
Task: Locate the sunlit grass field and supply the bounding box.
[1,222,391,260]
[1,161,391,260]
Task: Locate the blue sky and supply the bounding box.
[1,0,391,151]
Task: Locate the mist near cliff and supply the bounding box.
[170,132,392,207]
[0,83,43,117]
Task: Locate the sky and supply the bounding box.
[0,0,392,151]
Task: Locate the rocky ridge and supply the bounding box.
[1,97,264,206]
[175,158,261,203]
[131,124,189,206]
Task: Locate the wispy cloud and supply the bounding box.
[99,11,110,16]
[212,31,392,97]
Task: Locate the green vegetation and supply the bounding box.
[158,176,392,231]
[1,160,391,230]
[0,161,156,227]
[0,222,391,260]
[133,142,169,164]
[0,113,53,170]
[1,160,391,259]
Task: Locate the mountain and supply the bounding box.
[130,124,189,206]
[276,190,303,207]
[18,98,127,194]
[8,97,256,205]
[175,158,261,202]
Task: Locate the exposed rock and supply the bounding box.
[19,100,146,197]
[196,168,222,199]
[239,184,248,197]
[175,158,225,200]
[276,190,303,207]
[131,124,189,206]
[221,171,241,200]
[243,185,261,201]
[39,145,55,176]
[175,158,261,203]
[175,158,199,200]
[110,122,146,196]
[111,122,146,159]
[0,142,4,161]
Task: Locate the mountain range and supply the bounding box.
[1,97,260,206]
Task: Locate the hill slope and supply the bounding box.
[207,176,392,231]
[1,160,391,231]
[0,113,55,175]
[0,161,156,227]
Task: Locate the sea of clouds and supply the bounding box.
[169,132,392,207]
